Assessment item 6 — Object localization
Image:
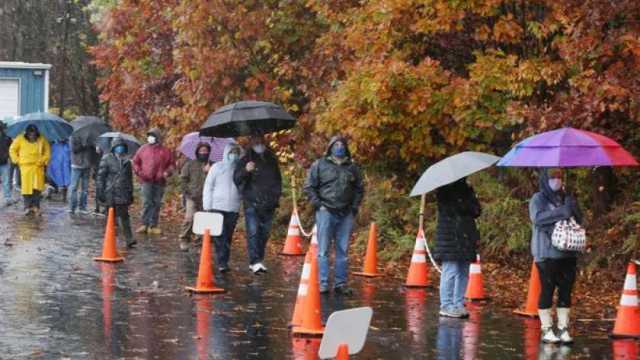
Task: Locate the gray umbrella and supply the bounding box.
[97,132,142,156]
[409,152,500,197]
[71,116,112,146]
[199,100,296,137]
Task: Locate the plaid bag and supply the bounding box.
[551,217,586,252]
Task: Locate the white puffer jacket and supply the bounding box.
[203,143,242,213]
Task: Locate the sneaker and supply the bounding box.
[179,241,190,252]
[257,263,268,272]
[320,286,330,295]
[218,266,230,273]
[558,328,573,344]
[456,307,470,318]
[148,227,162,235]
[127,240,138,249]
[334,286,353,296]
[541,328,561,344]
[23,208,34,216]
[249,264,262,274]
[135,226,148,234]
[439,309,464,318]
[78,208,91,215]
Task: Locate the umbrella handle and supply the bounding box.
[418,194,426,229]
[291,175,298,212]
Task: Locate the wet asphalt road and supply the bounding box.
[0,200,636,359]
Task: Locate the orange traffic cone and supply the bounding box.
[336,344,349,360]
[292,247,324,337]
[612,339,638,359]
[281,210,305,256]
[94,208,124,262]
[290,250,313,328]
[611,262,640,338]
[513,262,540,317]
[404,229,430,287]
[185,229,225,294]
[291,337,321,360]
[465,255,488,301]
[354,223,382,277]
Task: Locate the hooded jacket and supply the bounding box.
[433,178,481,262]
[9,126,51,195]
[47,141,71,187]
[529,169,582,262]
[0,125,12,165]
[203,143,242,213]
[97,137,134,206]
[69,132,98,169]
[233,143,282,210]
[180,143,211,201]
[303,136,364,215]
[132,128,175,184]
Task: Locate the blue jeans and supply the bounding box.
[244,206,275,265]
[69,167,90,211]
[316,208,354,290]
[0,163,11,200]
[439,261,470,311]
[141,182,166,227]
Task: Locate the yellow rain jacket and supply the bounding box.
[9,134,51,195]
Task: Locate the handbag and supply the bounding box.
[551,217,587,252]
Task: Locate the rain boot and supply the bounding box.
[538,309,560,344]
[556,308,573,344]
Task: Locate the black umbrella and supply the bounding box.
[199,101,296,138]
[71,116,112,146]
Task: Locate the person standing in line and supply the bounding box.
[0,123,14,206]
[97,137,137,248]
[304,135,364,296]
[68,132,98,214]
[203,142,242,272]
[9,124,51,216]
[132,127,175,235]
[530,168,582,344]
[178,143,211,251]
[233,135,282,274]
[434,178,481,319]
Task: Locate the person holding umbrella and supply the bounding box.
[9,125,51,216]
[178,142,211,251]
[132,128,175,235]
[0,122,14,206]
[304,135,364,295]
[96,137,137,248]
[234,135,282,274]
[530,168,582,344]
[68,133,96,214]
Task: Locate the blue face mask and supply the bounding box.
[228,153,239,162]
[114,145,127,154]
[331,145,347,158]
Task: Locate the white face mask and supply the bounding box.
[548,178,562,192]
[252,144,266,154]
[147,135,157,144]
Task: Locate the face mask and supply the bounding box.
[252,144,266,154]
[114,145,127,154]
[147,135,157,144]
[228,153,239,162]
[548,178,562,192]
[332,146,347,158]
[196,153,210,162]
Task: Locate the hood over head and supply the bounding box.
[25,124,39,137]
[222,142,242,165]
[147,127,163,143]
[111,137,128,152]
[194,142,211,158]
[538,168,564,205]
[325,135,352,158]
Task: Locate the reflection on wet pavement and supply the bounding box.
[0,203,633,358]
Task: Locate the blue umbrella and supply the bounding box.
[6,112,73,142]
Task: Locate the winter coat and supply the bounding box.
[97,138,134,206]
[9,134,51,195]
[47,142,71,187]
[0,131,11,165]
[180,143,211,202]
[203,143,242,213]
[529,169,583,262]
[433,179,481,263]
[304,136,364,215]
[69,133,97,169]
[233,147,282,210]
[132,129,175,185]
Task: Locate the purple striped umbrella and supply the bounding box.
[179,132,233,162]
[498,128,638,167]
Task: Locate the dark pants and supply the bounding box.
[536,257,577,309]
[244,206,275,265]
[114,204,134,245]
[24,190,41,209]
[141,182,165,227]
[212,211,239,268]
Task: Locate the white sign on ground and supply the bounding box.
[192,212,223,236]
[318,307,373,359]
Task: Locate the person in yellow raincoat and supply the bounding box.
[9,125,51,216]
